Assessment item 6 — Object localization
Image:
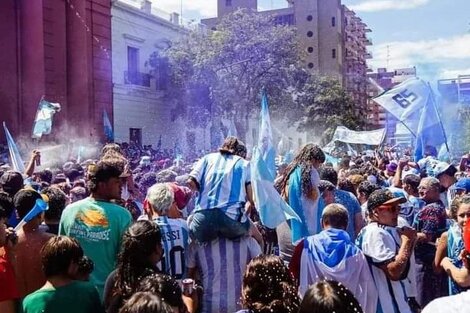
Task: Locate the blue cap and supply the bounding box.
[453,178,470,193]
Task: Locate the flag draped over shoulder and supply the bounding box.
[103,110,114,142]
[3,122,26,173]
[414,93,447,161]
[250,90,300,229]
[299,229,378,313]
[373,77,430,132]
[32,99,61,139]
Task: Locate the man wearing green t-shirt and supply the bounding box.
[22,236,104,313]
[59,161,132,299]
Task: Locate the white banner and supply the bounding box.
[332,126,386,145]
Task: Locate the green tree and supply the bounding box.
[296,76,366,145]
[165,9,304,139]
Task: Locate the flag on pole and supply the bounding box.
[251,147,300,228]
[156,135,162,150]
[250,90,300,229]
[103,110,114,142]
[227,118,238,138]
[3,122,26,173]
[414,91,448,161]
[258,91,276,180]
[32,99,61,139]
[373,77,430,132]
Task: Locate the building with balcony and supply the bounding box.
[367,67,417,143]
[112,0,196,147]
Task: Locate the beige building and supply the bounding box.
[203,0,371,114]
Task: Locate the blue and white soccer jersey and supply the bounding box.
[189,153,251,221]
[357,222,413,313]
[153,216,189,279]
[187,237,262,313]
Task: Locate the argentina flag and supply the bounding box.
[32,99,61,139]
[103,110,114,142]
[414,93,448,161]
[3,122,26,173]
[299,229,378,313]
[251,90,300,228]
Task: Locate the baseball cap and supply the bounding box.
[367,189,406,212]
[452,178,470,193]
[433,162,457,178]
[0,171,24,196]
[87,161,125,182]
[386,163,398,173]
[168,183,192,210]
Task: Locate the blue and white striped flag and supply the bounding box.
[227,118,238,138]
[103,110,114,142]
[251,90,300,228]
[414,94,447,161]
[32,99,61,139]
[3,122,26,173]
[258,91,276,180]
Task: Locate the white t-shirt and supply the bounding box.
[422,290,470,313]
[357,222,413,313]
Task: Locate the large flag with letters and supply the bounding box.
[3,122,26,173]
[32,99,61,139]
[373,77,430,132]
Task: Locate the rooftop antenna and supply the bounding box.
[386,45,390,70]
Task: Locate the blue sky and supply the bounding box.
[154,0,470,82]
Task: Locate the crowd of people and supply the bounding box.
[1,137,470,313]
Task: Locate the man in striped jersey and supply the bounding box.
[187,137,254,243]
[187,236,262,313]
[356,189,417,313]
[142,183,190,280]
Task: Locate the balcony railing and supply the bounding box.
[124,71,151,87]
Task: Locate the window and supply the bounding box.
[127,46,139,74]
[307,31,313,37]
[307,47,314,53]
[129,128,142,147]
[308,63,314,69]
[307,15,313,21]
[226,0,232,6]
[331,17,336,27]
[332,49,336,59]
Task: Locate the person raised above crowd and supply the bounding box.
[186,136,254,243]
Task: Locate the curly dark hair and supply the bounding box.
[119,292,173,313]
[137,274,183,309]
[41,186,68,221]
[319,166,338,187]
[277,144,325,197]
[299,280,363,313]
[241,255,300,313]
[114,221,162,300]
